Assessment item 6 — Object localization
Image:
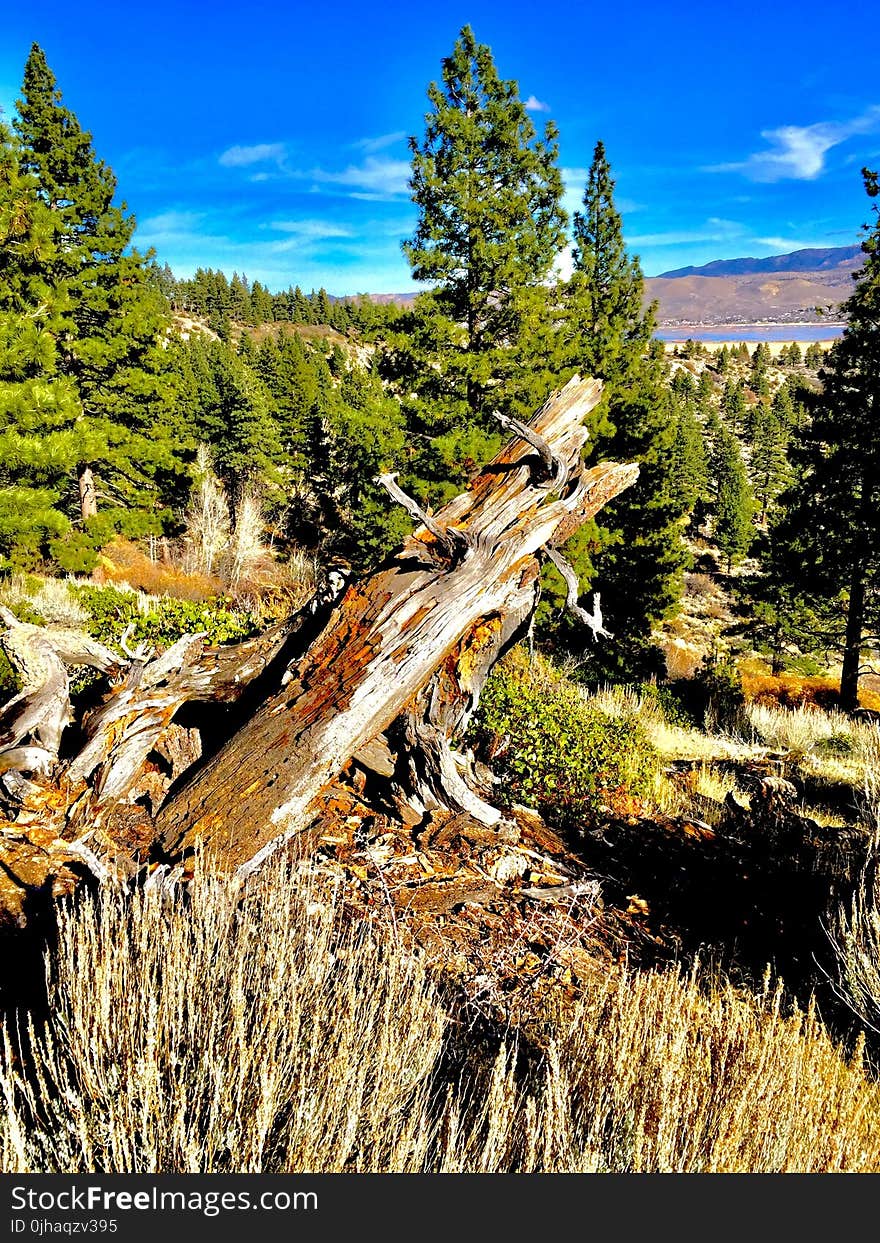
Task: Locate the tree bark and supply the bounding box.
[78,466,97,521]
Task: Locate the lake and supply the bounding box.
[655,324,845,343]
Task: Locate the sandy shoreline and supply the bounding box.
[658,326,842,357]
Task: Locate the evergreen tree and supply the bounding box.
[557,141,688,678]
[772,171,880,709]
[669,399,708,517]
[721,378,748,434]
[173,336,280,510]
[0,119,87,568]
[712,426,754,570]
[13,44,189,550]
[392,24,567,498]
[749,395,792,522]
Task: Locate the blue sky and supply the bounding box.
[2,0,878,292]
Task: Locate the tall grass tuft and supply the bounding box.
[832,727,880,1033]
[0,861,447,1173]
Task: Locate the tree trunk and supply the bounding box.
[0,377,638,914]
[78,466,97,521]
[840,565,866,712]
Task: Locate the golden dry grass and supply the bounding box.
[4,855,880,1173]
[0,864,447,1174]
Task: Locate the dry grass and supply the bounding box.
[747,703,879,788]
[4,853,880,1173]
[0,575,88,627]
[543,968,880,1172]
[96,538,225,602]
[832,737,880,1032]
[0,861,447,1174]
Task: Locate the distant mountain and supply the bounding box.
[646,244,862,325]
[354,246,862,326]
[657,245,860,280]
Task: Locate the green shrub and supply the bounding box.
[49,533,99,575]
[71,585,258,651]
[471,648,658,831]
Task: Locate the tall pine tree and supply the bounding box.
[772,170,880,709]
[390,25,567,502]
[558,142,688,678]
[13,44,190,548]
[0,119,87,568]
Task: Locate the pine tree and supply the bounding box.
[392,25,567,498]
[772,171,880,709]
[557,141,688,678]
[712,426,754,570]
[669,385,708,517]
[173,337,281,508]
[721,378,748,435]
[13,44,189,550]
[0,119,86,568]
[749,395,792,522]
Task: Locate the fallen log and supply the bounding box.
[0,375,638,911]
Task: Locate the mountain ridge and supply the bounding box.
[656,244,860,280]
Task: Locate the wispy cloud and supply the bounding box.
[708,105,880,181]
[309,155,411,201]
[754,236,828,251]
[524,95,550,113]
[219,142,287,168]
[352,131,407,154]
[266,219,353,240]
[560,167,642,219]
[133,203,414,292]
[629,218,745,247]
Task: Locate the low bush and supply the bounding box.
[472,648,659,829]
[4,859,880,1173]
[71,584,258,650]
[94,538,225,603]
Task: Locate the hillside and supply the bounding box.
[646,244,861,325]
[657,245,861,280]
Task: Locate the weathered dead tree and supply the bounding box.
[0,376,638,920]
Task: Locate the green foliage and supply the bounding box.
[71,584,257,651]
[772,171,880,708]
[669,383,709,515]
[688,654,746,734]
[49,532,99,574]
[0,47,192,574]
[711,426,754,568]
[553,142,688,678]
[390,25,567,496]
[472,649,658,830]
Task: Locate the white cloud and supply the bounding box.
[137,210,204,235]
[352,131,407,154]
[524,95,550,113]
[708,105,880,182]
[754,236,827,251]
[309,155,411,200]
[560,167,642,219]
[629,219,745,247]
[219,142,287,168]
[266,219,353,239]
